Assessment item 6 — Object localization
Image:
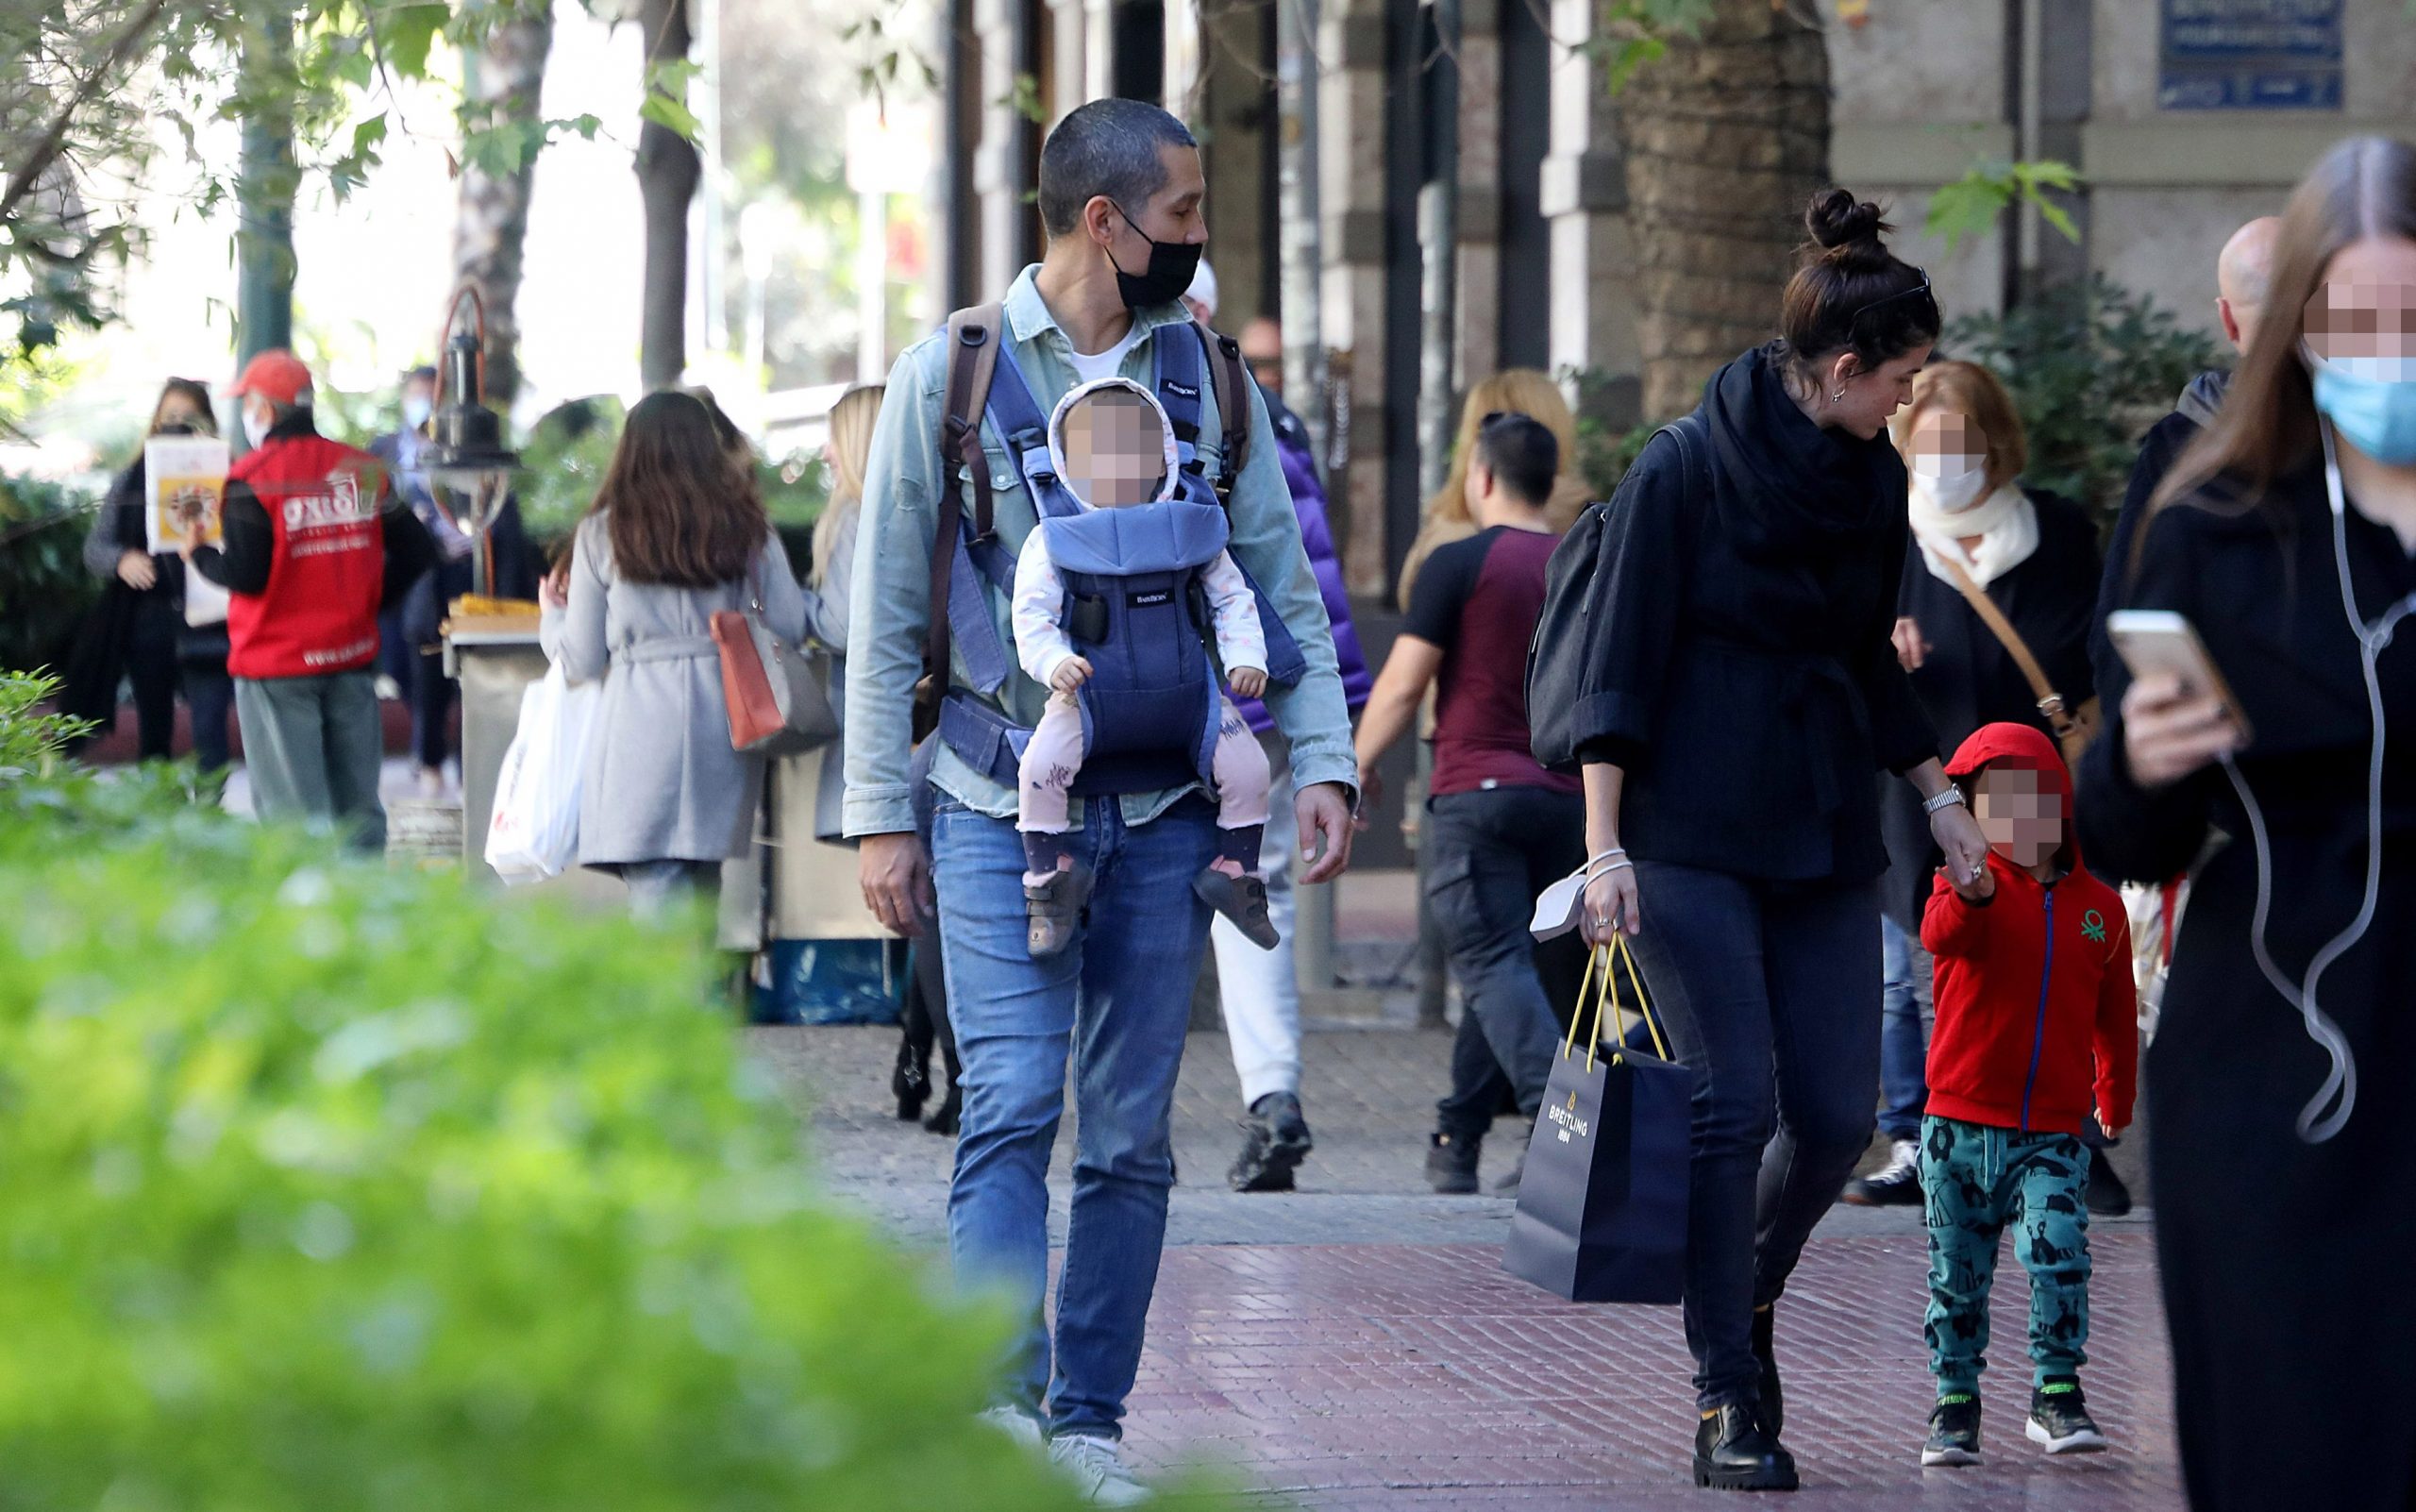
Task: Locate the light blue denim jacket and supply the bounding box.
[842,266,1356,836]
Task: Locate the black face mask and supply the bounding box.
[1106,202,1204,311]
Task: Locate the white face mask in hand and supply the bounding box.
[1911,457,1990,512]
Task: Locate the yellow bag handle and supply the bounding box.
[1560,939,1674,1071]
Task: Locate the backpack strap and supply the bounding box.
[1196,317,1252,498]
[916,304,1004,742]
[1155,320,1254,505]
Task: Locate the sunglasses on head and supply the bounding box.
[1850,275,1938,326]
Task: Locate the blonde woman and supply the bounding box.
[1397,369,1594,608]
[800,384,884,838]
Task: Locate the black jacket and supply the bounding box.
[1558,343,1937,883]
[2089,369,2227,687]
[2079,461,2416,886]
[1877,488,2101,929]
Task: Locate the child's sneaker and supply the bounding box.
[1920,1393,1981,1466]
[1192,867,1279,949]
[1026,862,1094,957]
[2024,1378,2109,1454]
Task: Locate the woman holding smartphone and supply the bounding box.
[1552,191,1990,1491]
[2079,135,2416,1512]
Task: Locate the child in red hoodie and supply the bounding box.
[1916,722,2138,1470]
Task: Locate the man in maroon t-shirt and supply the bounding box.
[1355,412,1586,1194]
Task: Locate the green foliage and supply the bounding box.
[0,473,103,675]
[0,725,1091,1512]
[1558,368,1655,501]
[1589,0,1716,92]
[0,672,93,779]
[1926,159,2083,254]
[1944,276,2227,524]
[513,395,627,551]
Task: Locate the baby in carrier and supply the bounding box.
[1010,377,1278,957]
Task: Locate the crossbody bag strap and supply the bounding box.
[1934,550,2077,739]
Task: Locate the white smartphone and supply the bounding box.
[2106,609,2255,745]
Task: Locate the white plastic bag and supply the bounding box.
[484,664,600,884]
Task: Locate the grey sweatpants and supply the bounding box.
[233,670,387,851]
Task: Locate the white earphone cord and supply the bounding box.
[2220,425,2414,1145]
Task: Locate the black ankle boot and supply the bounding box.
[922,1084,962,1137]
[1692,1403,1798,1491]
[892,1041,931,1121]
[1752,1303,1783,1437]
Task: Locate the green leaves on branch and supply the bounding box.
[1590,0,1715,92]
[641,57,705,138]
[1927,159,2083,253]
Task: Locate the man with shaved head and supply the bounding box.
[2090,215,2281,677]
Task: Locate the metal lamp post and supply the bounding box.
[423,285,524,599]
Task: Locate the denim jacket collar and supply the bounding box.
[1001,264,1191,353]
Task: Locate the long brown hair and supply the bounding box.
[591,390,769,588]
[814,384,883,590]
[1397,369,1590,608]
[150,378,217,436]
[2149,136,2416,535]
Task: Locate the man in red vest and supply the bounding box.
[187,350,435,848]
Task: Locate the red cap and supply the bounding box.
[228,349,313,406]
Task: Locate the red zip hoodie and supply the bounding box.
[1921,722,2139,1137]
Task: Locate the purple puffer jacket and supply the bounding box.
[1239,420,1373,733]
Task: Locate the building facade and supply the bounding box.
[930,0,2416,601]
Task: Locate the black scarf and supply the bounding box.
[1700,343,1907,562]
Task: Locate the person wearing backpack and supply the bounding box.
[842,98,1357,1504]
[1526,192,1992,1492]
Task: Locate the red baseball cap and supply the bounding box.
[228,349,313,406]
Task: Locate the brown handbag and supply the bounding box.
[711,557,838,756]
[1934,550,2099,769]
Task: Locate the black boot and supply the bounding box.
[1691,1403,1798,1491]
[1425,1131,1482,1195]
[1229,1091,1315,1191]
[1752,1303,1783,1438]
[2084,1147,2133,1217]
[922,1084,962,1137]
[892,1037,931,1122]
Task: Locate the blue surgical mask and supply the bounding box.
[2308,351,2416,465]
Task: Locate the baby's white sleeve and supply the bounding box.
[1012,530,1081,685]
[1198,550,1267,673]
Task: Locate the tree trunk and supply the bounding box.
[453,0,555,409]
[1619,0,1828,422]
[635,0,697,393]
[235,5,296,367]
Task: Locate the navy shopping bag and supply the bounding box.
[1502,938,1695,1304]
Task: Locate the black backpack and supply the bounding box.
[1525,412,1710,771]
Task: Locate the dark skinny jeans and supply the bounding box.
[1423,785,1586,1128]
[1623,858,1882,1413]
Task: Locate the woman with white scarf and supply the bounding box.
[1846,359,2118,1213]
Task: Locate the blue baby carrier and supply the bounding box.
[914,305,1307,796]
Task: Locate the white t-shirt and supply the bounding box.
[1065,321,1146,386]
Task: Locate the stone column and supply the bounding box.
[975,0,1041,294]
[1195,0,1273,325]
[1540,0,1637,427]
[1454,0,1502,393]
[1048,0,1090,122]
[1319,0,1392,597]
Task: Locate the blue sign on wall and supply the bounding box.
[2159,0,2342,110]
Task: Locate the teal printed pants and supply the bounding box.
[1921,1115,2091,1394]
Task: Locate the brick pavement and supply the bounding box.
[758,1025,2177,1508]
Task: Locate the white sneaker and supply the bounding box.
[1049,1432,1150,1506]
[979,1404,1046,1449]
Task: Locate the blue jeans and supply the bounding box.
[1624,860,1883,1411]
[1878,915,1933,1143]
[930,794,1219,1439]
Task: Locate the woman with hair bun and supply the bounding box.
[1541,190,1989,1490]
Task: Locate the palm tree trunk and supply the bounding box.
[452,0,554,409]
[1619,0,1828,422]
[635,0,697,393]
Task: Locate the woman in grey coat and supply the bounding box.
[539,390,807,916]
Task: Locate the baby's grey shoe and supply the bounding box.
[1194,868,1279,949]
[1026,862,1094,957]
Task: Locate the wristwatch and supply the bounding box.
[1921,786,1967,816]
